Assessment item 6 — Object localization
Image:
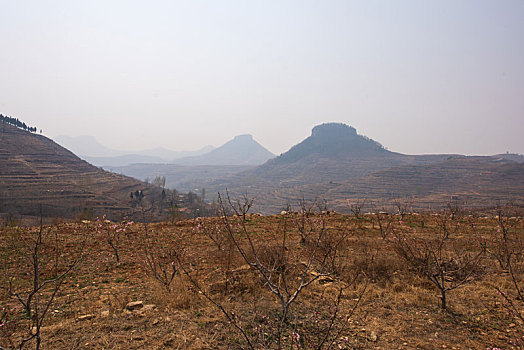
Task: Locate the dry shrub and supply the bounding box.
[150,274,196,311]
[357,252,404,285]
[339,237,403,286]
[107,289,134,313]
[253,243,287,275]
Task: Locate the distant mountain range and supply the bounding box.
[55,133,275,167]
[107,134,275,191]
[4,119,522,218]
[54,135,215,166]
[195,123,524,213]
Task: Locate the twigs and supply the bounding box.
[390,213,484,309]
[96,216,133,263]
[175,254,255,350]
[3,215,83,349]
[143,242,178,292]
[178,192,360,349]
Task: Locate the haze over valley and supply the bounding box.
[2,115,522,219]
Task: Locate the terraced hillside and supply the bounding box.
[0,121,164,220]
[251,156,524,213]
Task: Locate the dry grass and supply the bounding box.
[0,211,522,349]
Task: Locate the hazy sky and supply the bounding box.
[1,1,523,155]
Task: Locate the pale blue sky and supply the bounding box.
[1,1,523,155]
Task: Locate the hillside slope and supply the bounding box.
[0,121,163,220]
[251,156,524,213]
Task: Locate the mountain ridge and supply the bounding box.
[192,123,523,213]
[54,134,215,166]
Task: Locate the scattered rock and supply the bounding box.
[369,331,378,342]
[232,264,251,273]
[77,314,94,321]
[143,304,157,311]
[318,277,334,285]
[152,318,160,325]
[126,301,144,311]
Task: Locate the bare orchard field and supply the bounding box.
[0,204,523,349]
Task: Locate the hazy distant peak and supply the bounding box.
[55,134,124,157]
[173,134,275,166]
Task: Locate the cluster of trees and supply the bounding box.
[0,113,39,133]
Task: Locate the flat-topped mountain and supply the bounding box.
[0,121,166,220]
[276,123,390,163]
[174,134,275,166]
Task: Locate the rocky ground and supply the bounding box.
[0,209,522,349]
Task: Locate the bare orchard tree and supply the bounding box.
[485,207,524,271]
[488,207,524,333]
[290,197,318,243]
[2,217,83,349]
[371,203,394,240]
[394,198,413,220]
[143,240,178,292]
[179,192,360,349]
[96,216,133,263]
[347,199,367,219]
[390,216,484,309]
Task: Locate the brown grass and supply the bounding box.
[0,212,522,349]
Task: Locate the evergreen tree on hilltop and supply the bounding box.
[0,113,39,133]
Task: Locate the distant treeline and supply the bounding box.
[0,113,39,133]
